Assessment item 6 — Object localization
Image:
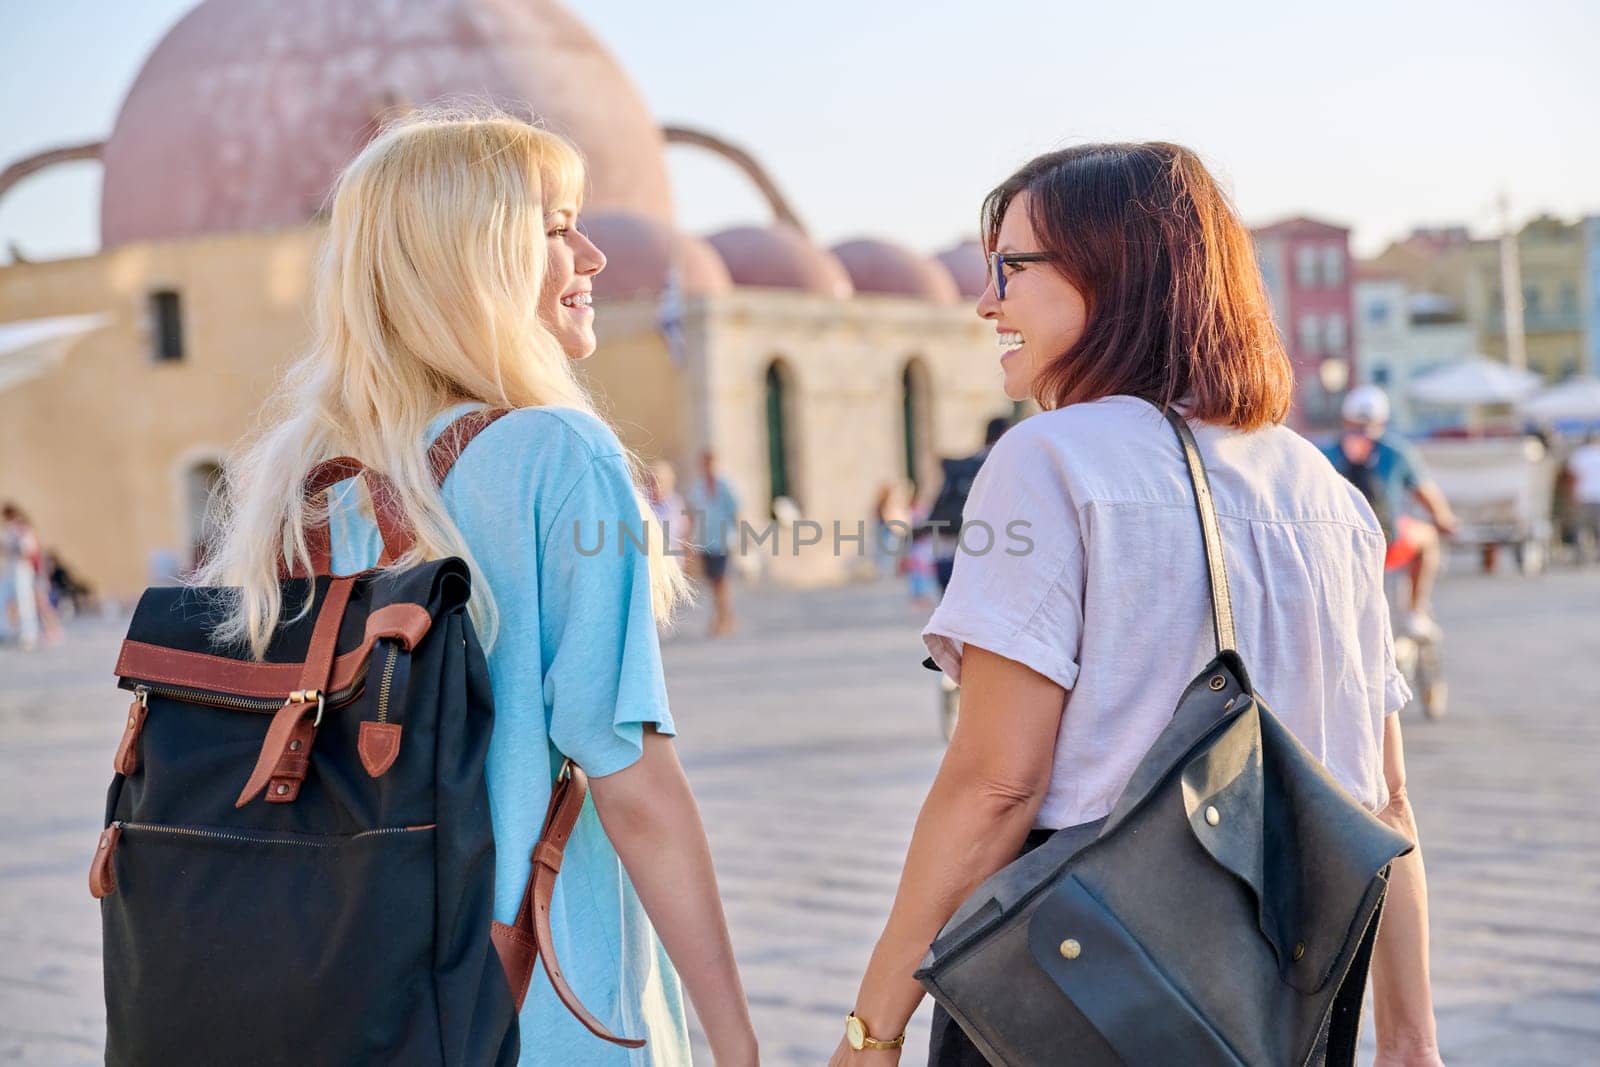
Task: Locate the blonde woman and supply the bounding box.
[197,112,757,1066]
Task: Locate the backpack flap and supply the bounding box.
[1177,692,1414,994]
[111,562,464,809]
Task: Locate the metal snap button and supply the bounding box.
[1059,939,1081,960]
[289,740,302,752]
[274,784,290,796]
[1209,675,1226,691]
[1205,806,1221,826]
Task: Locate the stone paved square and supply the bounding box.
[2,568,1597,1065]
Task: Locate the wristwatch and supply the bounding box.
[845,1012,906,1052]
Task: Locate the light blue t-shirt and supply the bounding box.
[328,403,690,1066]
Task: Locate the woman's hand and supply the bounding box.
[826,1036,901,1067]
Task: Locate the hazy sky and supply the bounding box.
[2,0,1596,265]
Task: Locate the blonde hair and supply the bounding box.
[197,109,687,658]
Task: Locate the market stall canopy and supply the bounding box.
[0,314,110,392]
[1408,356,1542,406]
[1517,377,1600,422]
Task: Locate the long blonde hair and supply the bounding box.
[197,109,687,658]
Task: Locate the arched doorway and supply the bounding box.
[764,360,797,515]
[901,358,933,494]
[185,460,226,570]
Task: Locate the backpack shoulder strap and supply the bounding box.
[288,458,412,577]
[428,407,513,487]
[491,761,646,1047]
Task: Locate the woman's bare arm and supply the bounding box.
[590,728,758,1066]
[1369,712,1445,1067]
[830,645,1065,1063]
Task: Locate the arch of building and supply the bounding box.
[900,357,935,494]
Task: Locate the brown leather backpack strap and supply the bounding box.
[235,576,356,806]
[429,407,512,487]
[489,761,646,1048]
[286,459,416,578]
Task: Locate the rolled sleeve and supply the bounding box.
[539,455,675,778]
[921,430,1086,692]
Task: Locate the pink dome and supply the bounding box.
[935,241,989,299]
[705,225,854,298]
[583,213,732,299]
[99,0,673,246]
[832,239,961,303]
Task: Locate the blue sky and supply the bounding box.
[2,0,1596,264]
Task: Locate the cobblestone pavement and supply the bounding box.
[2,568,1597,1065]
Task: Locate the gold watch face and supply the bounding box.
[845,1014,866,1050]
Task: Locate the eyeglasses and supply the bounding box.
[987,251,1051,300]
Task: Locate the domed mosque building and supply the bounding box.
[0,0,1001,593]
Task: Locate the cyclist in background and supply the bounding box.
[1323,385,1459,637]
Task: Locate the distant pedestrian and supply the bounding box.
[646,458,689,557]
[1567,431,1600,563]
[872,480,913,579]
[686,449,740,636]
[903,512,938,611]
[45,549,96,617]
[925,416,1010,593]
[1,502,41,650]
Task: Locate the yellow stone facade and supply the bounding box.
[1,229,1004,599]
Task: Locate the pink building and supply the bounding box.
[1252,217,1356,430]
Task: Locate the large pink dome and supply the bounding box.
[99,0,674,246]
[583,213,732,300]
[832,239,960,303]
[706,225,853,298]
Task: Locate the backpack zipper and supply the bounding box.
[130,676,366,715]
[110,820,429,846]
[375,642,400,724]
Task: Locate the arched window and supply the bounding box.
[185,460,226,570]
[764,360,796,514]
[901,358,932,493]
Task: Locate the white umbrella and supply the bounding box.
[0,313,110,392]
[1517,377,1600,422]
[1408,356,1543,407]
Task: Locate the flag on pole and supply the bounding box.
[658,264,687,366]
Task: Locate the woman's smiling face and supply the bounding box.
[975,191,1089,403]
[537,207,607,360]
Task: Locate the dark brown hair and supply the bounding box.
[982,142,1292,430]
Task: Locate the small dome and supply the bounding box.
[584,213,732,300]
[705,225,853,298]
[831,239,960,303]
[935,240,988,299]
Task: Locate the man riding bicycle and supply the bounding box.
[1322,385,1459,638]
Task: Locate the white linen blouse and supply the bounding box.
[923,396,1407,829]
